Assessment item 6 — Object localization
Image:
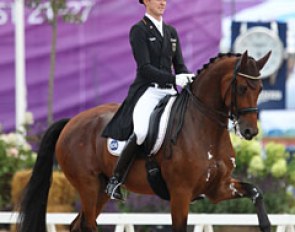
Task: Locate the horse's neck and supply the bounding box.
[179,115,232,168]
[183,106,234,160]
[185,99,229,139]
[194,63,230,110]
[188,74,229,131]
[184,60,234,151]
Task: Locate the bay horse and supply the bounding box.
[17,51,271,232]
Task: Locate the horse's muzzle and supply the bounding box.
[241,127,258,140]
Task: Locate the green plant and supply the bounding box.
[0,112,37,210]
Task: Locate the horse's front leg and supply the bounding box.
[170,189,192,232]
[238,182,271,232]
[208,178,271,232]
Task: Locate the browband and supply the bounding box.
[238,72,261,80]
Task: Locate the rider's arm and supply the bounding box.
[170,26,189,74]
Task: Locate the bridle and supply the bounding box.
[186,58,261,129]
[229,59,260,127]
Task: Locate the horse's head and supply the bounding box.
[221,50,271,140]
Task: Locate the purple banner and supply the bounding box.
[0,0,222,131]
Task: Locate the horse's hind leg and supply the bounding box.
[70,174,109,232]
[208,179,271,232]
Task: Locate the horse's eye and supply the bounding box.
[237,85,247,95]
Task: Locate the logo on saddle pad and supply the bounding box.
[107,96,176,156]
[107,139,126,155]
[109,139,119,151]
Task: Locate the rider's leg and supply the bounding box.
[133,87,176,144]
[105,88,158,200]
[106,133,138,200]
[106,87,176,200]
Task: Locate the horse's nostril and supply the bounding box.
[243,128,258,140]
[244,129,251,135]
[243,129,251,139]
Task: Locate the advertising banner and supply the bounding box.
[0,0,222,131]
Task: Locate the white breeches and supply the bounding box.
[133,86,177,145]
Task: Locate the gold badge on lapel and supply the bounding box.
[171,38,177,52]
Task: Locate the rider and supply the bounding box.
[102,0,195,200]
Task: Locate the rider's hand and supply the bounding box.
[175,73,195,88]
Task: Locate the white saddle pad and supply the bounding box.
[107,96,177,156]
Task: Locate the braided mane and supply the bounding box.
[196,53,242,76]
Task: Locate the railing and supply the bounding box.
[0,212,294,232]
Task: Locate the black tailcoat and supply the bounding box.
[102,16,189,140]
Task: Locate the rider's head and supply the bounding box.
[140,0,167,21]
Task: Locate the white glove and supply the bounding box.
[175,73,195,88]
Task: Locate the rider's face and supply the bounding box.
[145,0,167,20]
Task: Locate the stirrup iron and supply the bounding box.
[110,182,122,200]
[106,178,125,201]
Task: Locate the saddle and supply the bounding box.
[107,95,176,156]
[107,89,190,201]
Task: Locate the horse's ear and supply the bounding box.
[256,51,272,71]
[240,50,248,70]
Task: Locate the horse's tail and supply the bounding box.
[17,118,70,232]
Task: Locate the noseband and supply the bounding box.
[186,58,261,128]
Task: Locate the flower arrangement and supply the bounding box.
[0,112,37,210]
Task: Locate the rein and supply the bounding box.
[185,86,228,128]
[185,58,261,129]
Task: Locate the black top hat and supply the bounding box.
[139,0,143,4]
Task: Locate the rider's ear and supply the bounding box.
[240,50,248,70]
[256,51,272,70]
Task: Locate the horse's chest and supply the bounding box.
[202,157,233,186]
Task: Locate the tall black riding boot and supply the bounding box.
[106,133,138,201]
